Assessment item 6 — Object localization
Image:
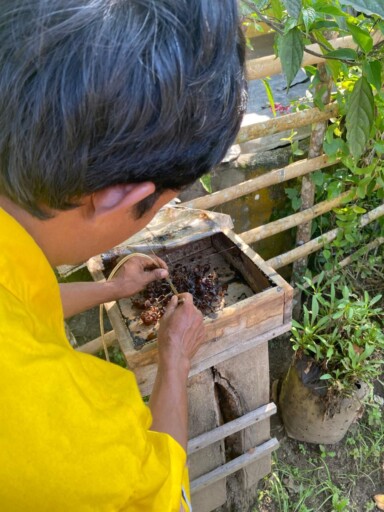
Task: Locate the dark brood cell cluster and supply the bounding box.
[132,263,226,325]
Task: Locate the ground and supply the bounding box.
[254,333,384,512]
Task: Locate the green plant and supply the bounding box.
[242,0,384,263]
[291,272,384,395]
[254,452,354,511]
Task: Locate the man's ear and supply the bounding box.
[90,182,156,218]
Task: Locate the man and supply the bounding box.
[0,1,246,510]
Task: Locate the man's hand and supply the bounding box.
[60,254,168,318]
[149,293,205,450]
[157,293,205,374]
[110,254,169,299]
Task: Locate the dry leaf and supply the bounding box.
[374,494,384,510]
[304,361,313,374]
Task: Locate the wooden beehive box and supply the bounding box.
[88,229,291,395]
[87,210,292,512]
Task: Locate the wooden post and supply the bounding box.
[291,63,333,316]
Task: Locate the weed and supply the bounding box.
[253,398,383,511]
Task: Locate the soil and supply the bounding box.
[259,333,384,512]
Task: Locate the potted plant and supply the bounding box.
[279,272,384,444]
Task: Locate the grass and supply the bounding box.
[253,394,384,512]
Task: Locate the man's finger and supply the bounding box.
[162,295,178,318]
[152,268,168,280]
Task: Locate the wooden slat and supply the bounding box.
[219,230,294,303]
[190,438,279,494]
[76,330,116,354]
[181,155,334,211]
[247,39,347,79]
[127,285,283,370]
[237,103,338,143]
[267,203,384,270]
[188,403,277,454]
[134,322,290,397]
[246,33,384,80]
[240,190,351,244]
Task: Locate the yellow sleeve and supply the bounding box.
[125,430,188,512]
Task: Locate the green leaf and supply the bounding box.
[320,374,332,380]
[363,60,382,91]
[339,0,384,19]
[323,249,331,260]
[325,59,343,82]
[347,22,373,53]
[352,206,367,214]
[200,174,212,193]
[374,141,384,154]
[271,0,284,19]
[311,171,325,186]
[262,79,276,117]
[302,8,317,34]
[278,28,304,88]
[313,4,347,17]
[326,48,358,61]
[346,76,374,159]
[281,0,302,19]
[311,298,319,323]
[324,138,348,157]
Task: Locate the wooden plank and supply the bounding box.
[135,323,290,396]
[188,403,277,454]
[190,438,279,494]
[283,285,294,325]
[76,330,116,354]
[211,233,271,293]
[187,371,227,511]
[222,229,294,299]
[125,286,282,369]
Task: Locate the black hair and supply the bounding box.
[0,0,246,218]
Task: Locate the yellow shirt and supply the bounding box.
[0,208,189,511]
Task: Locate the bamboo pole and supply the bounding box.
[181,155,334,210]
[337,237,384,268]
[246,36,353,79]
[76,329,116,355]
[290,64,332,318]
[246,32,383,80]
[237,103,339,143]
[293,237,384,298]
[266,204,384,270]
[240,190,351,244]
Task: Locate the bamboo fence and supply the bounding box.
[180,37,384,280]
